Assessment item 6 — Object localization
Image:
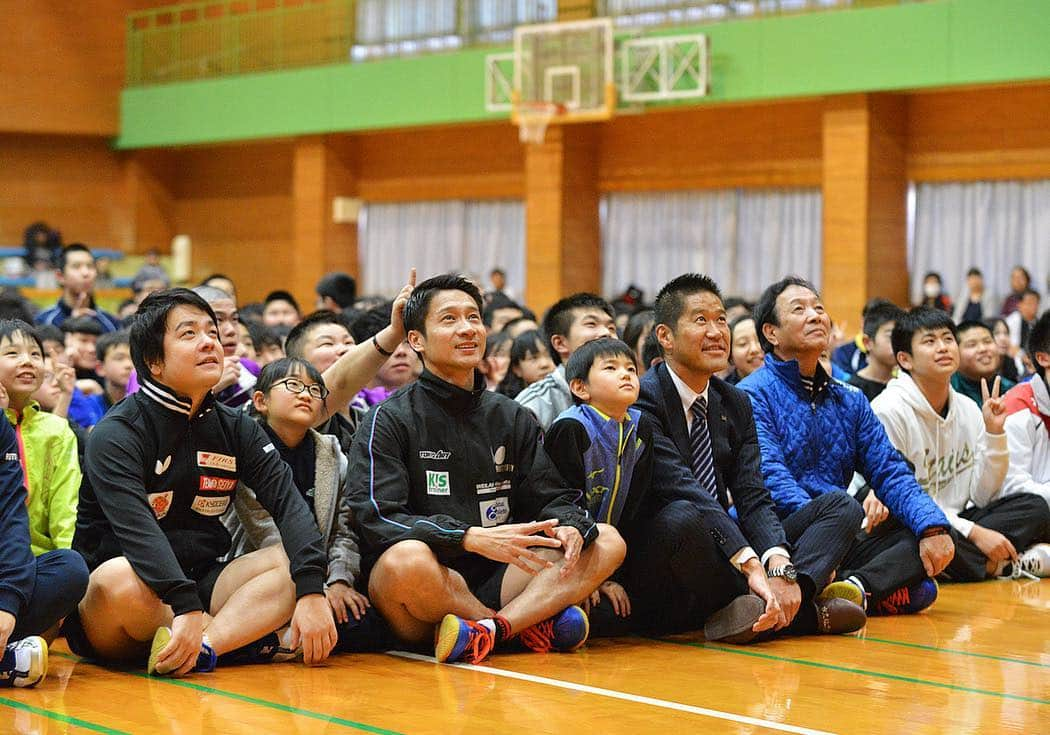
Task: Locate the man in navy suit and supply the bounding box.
[631,274,865,640]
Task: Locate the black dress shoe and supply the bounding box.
[814,597,867,635]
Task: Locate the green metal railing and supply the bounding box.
[126,0,918,87]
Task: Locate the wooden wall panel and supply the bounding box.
[907,83,1050,181]
[169,141,294,303]
[355,123,524,202]
[599,100,824,192]
[0,134,129,248]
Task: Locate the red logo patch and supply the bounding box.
[199,476,237,492]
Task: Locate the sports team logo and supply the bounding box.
[196,451,236,472]
[479,497,510,527]
[199,476,237,491]
[147,491,173,520]
[191,494,231,516]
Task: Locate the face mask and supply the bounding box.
[923,283,941,299]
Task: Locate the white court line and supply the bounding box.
[388,651,837,735]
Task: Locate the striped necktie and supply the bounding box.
[689,396,718,498]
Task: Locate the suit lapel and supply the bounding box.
[657,364,692,460]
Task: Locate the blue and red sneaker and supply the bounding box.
[873,579,938,616]
[434,615,495,664]
[519,605,590,653]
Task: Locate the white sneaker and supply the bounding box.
[998,543,1050,580]
[0,636,48,688]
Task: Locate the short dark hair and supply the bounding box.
[285,311,353,360]
[955,319,993,343]
[33,324,64,346]
[402,274,483,336]
[922,271,943,285]
[490,267,506,278]
[654,274,723,333]
[59,243,93,272]
[540,293,614,364]
[350,303,392,344]
[316,272,357,308]
[264,290,301,314]
[1027,310,1050,379]
[248,321,284,353]
[96,329,130,362]
[564,337,637,404]
[891,307,957,369]
[0,289,35,323]
[255,357,326,397]
[0,320,45,355]
[1021,287,1041,301]
[862,301,904,339]
[753,276,819,354]
[483,295,522,328]
[62,316,103,337]
[966,267,983,278]
[130,288,217,378]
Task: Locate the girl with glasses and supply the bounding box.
[224,357,389,653]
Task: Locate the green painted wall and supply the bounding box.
[117,0,1050,149]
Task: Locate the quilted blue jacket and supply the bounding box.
[738,355,949,536]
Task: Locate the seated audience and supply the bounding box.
[498,330,555,399]
[726,315,765,385]
[200,274,237,303]
[951,320,1016,406]
[871,307,1049,582]
[831,298,896,378]
[224,358,391,651]
[0,410,88,688]
[35,244,121,333]
[987,316,1022,384]
[1000,266,1031,316]
[953,267,992,324]
[63,316,105,391]
[847,301,904,402]
[478,332,512,392]
[349,304,421,409]
[917,272,952,313]
[622,309,655,377]
[315,273,357,314]
[517,294,617,430]
[1004,288,1040,375]
[482,295,525,334]
[262,291,302,328]
[634,275,864,641]
[740,278,955,616]
[501,315,540,338]
[345,274,625,664]
[0,322,82,556]
[67,288,337,678]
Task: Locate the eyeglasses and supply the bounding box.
[273,377,329,400]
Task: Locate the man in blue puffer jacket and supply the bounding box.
[740,277,955,615]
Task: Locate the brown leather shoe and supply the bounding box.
[704,594,766,644]
[815,597,867,635]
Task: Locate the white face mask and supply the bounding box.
[923,282,941,299]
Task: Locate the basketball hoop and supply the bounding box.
[516,101,565,144]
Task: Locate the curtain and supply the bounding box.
[359,200,525,297]
[910,180,1050,308]
[601,188,822,301]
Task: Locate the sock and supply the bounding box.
[846,575,868,611]
[196,633,217,673]
[492,614,513,643]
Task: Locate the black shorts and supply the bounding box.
[62,559,231,661]
[448,556,508,612]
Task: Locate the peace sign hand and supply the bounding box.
[981,376,1007,435]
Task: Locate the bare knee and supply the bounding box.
[87,557,159,612]
[369,541,444,597]
[592,523,627,568]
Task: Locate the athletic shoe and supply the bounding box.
[873,579,938,616]
[998,543,1050,580]
[703,594,767,644]
[219,631,299,665]
[147,627,218,676]
[434,615,494,664]
[0,636,48,688]
[813,598,867,635]
[519,606,590,653]
[816,580,866,611]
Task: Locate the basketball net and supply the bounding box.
[517,102,564,144]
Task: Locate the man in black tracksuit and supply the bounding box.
[346,274,625,664]
[68,289,336,677]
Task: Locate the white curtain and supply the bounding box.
[359,200,525,297]
[910,180,1050,307]
[601,188,822,301]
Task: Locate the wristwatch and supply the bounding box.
[768,564,798,583]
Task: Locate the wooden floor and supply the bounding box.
[4,581,1047,735]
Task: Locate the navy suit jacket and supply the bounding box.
[635,362,788,560]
